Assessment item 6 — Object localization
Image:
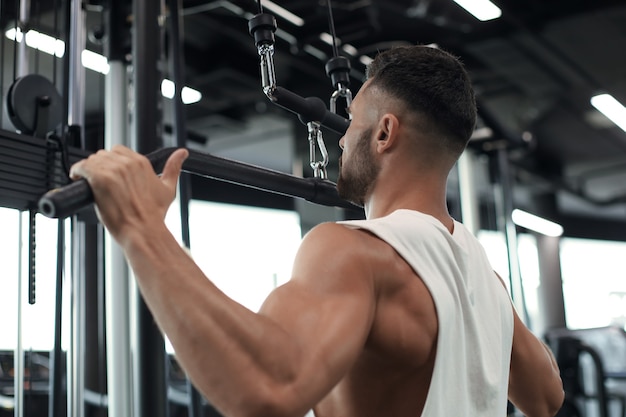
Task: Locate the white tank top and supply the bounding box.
[338,209,514,416]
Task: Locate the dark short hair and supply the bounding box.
[366,45,477,154]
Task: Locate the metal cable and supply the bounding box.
[326,0,339,58]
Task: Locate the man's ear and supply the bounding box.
[375,113,399,153]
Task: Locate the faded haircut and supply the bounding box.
[365,45,477,156]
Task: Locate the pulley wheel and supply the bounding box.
[6,74,63,135]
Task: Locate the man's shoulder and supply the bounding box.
[300,221,391,264]
[305,221,376,244]
[291,222,379,285]
[296,222,380,259]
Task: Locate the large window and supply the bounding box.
[183,200,302,312]
[1,202,302,351]
[477,229,626,332]
[6,205,626,347]
[0,207,21,350]
[477,231,542,331]
[560,237,626,330]
[0,208,69,351]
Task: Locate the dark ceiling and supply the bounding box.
[5,0,625,237]
[165,0,626,236]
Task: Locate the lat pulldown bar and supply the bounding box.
[38,147,360,219]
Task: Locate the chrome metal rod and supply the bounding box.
[16,0,30,77]
[15,212,25,417]
[67,0,85,133]
[66,2,87,416]
[104,60,133,417]
[68,218,86,417]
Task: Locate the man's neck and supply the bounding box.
[363,189,454,233]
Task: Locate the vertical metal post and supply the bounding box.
[104,60,133,417]
[493,148,530,324]
[67,0,87,415]
[14,0,31,410]
[167,0,190,247]
[536,235,567,333]
[69,219,86,417]
[15,212,25,417]
[132,0,167,416]
[49,220,67,417]
[103,1,134,414]
[67,0,85,132]
[16,0,30,77]
[0,1,4,128]
[457,150,481,235]
[132,0,163,152]
[166,0,202,414]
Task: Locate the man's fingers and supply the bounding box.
[161,148,189,189]
[69,161,84,180]
[68,158,100,183]
[70,147,188,191]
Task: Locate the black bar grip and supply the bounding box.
[39,178,94,218]
[39,149,174,218]
[38,148,361,219]
[271,87,350,135]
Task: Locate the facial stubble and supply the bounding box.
[337,128,379,206]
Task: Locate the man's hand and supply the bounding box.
[69,145,188,242]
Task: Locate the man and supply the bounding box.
[71,45,564,416]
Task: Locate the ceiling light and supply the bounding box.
[262,0,304,26]
[275,28,297,45]
[319,32,339,46]
[359,55,373,66]
[302,45,327,61]
[180,86,202,104]
[470,127,493,140]
[6,28,65,57]
[452,0,502,21]
[161,79,202,105]
[6,28,110,73]
[512,209,563,237]
[342,44,358,56]
[591,94,626,133]
[82,50,110,74]
[5,28,201,104]
[5,27,23,42]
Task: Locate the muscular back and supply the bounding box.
[314,228,439,417]
[257,212,511,417]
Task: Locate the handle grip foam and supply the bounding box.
[38,179,94,218]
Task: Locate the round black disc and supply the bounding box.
[7,74,63,135]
